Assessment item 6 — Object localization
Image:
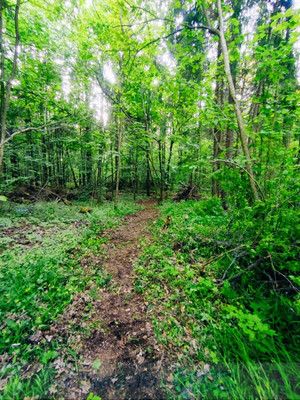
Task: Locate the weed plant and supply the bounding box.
[135,198,299,399]
[0,199,137,399]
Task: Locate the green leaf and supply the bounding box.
[231,18,239,27]
[93,359,101,370]
[285,8,293,18]
[41,350,59,364]
[87,394,102,400]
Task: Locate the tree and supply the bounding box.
[0,0,20,172]
[205,0,260,201]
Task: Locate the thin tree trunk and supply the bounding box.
[162,138,166,192]
[0,0,21,172]
[158,139,164,203]
[212,41,223,197]
[42,103,48,185]
[145,120,151,196]
[216,0,259,202]
[85,127,92,187]
[166,139,174,191]
[97,145,103,203]
[225,84,236,160]
[67,149,78,188]
[62,146,66,187]
[110,139,114,198]
[114,116,122,209]
[133,146,138,201]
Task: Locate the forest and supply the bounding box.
[0,0,299,399]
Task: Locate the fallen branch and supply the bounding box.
[221,251,248,280]
[201,245,246,269]
[32,186,69,205]
[269,253,300,294]
[227,256,270,283]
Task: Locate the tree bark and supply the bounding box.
[66,149,78,188]
[114,116,122,209]
[158,139,164,203]
[0,0,21,173]
[144,119,151,197]
[212,40,223,198]
[166,139,174,191]
[133,146,138,201]
[96,144,104,203]
[216,0,260,202]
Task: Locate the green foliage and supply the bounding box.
[0,199,138,398]
[2,367,55,400]
[87,393,102,400]
[135,199,299,399]
[93,359,101,370]
[0,0,299,398]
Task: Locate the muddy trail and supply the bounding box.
[53,199,171,400]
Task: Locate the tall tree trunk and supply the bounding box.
[0,0,21,173]
[86,147,92,187]
[62,146,66,187]
[158,139,164,203]
[42,135,48,185]
[85,127,92,187]
[162,138,166,192]
[133,146,138,201]
[10,151,18,178]
[212,41,223,198]
[110,139,114,198]
[97,145,103,203]
[166,139,174,191]
[114,116,122,209]
[146,145,150,196]
[145,120,151,196]
[216,0,260,202]
[67,149,78,188]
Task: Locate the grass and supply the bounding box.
[134,198,300,400]
[0,198,138,399]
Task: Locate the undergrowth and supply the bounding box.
[135,198,299,400]
[0,199,138,399]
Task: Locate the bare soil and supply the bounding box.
[52,199,171,399]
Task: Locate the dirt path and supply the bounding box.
[54,199,168,400]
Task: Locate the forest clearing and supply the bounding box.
[0,0,299,399]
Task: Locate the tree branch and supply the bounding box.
[0,118,70,146]
[227,257,270,283]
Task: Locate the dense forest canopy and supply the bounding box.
[0,0,299,205]
[0,0,299,399]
